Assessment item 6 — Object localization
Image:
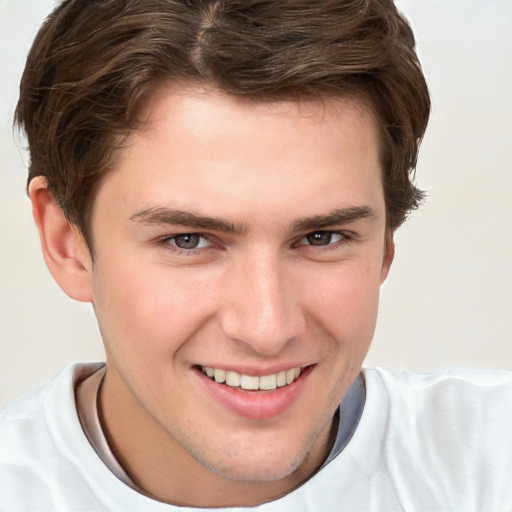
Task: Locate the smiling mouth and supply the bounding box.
[199,366,303,391]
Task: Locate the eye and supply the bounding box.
[166,234,211,250]
[299,231,346,246]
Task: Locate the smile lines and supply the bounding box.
[200,366,302,391]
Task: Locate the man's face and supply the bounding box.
[88,87,392,493]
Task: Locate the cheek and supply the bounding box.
[303,262,382,343]
[92,260,219,360]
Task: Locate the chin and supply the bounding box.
[197,439,312,483]
[210,458,299,483]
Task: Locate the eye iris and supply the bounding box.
[174,234,200,249]
[307,231,332,246]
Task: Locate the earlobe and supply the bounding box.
[380,234,395,283]
[29,176,93,302]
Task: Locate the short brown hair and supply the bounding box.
[15,0,430,250]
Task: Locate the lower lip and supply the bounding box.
[195,366,313,420]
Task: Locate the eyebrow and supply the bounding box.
[130,205,376,234]
[130,207,246,234]
[291,206,376,232]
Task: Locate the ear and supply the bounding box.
[29,176,93,302]
[380,232,395,283]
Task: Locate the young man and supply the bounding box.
[1,0,510,510]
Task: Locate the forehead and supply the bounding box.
[138,85,379,154]
[94,86,384,229]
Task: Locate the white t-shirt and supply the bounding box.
[1,363,511,511]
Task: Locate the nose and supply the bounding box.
[219,248,305,355]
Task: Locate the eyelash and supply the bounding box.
[157,234,214,255]
[294,230,350,249]
[157,230,351,255]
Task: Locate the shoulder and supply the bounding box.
[365,366,512,395]
[357,367,512,509]
[362,367,512,444]
[0,362,103,428]
[367,366,512,384]
[0,362,105,456]
[0,363,105,511]
[364,366,512,413]
[0,365,73,441]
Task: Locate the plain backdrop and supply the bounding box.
[1,0,511,408]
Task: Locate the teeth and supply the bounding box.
[214,369,226,383]
[225,371,241,387]
[259,374,277,390]
[240,375,259,390]
[201,366,302,390]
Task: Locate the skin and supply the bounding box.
[30,87,393,507]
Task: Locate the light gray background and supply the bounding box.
[1,0,511,408]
